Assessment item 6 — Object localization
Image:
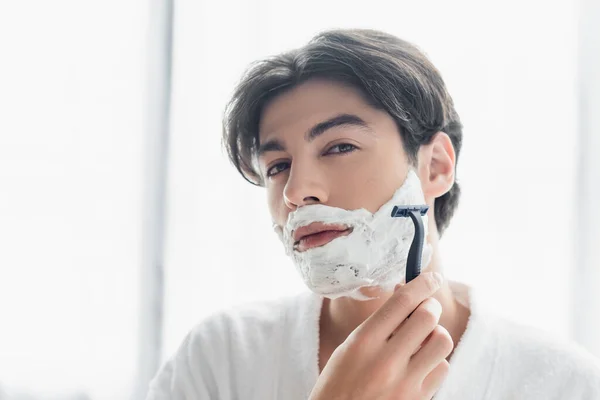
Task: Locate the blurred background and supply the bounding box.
[0,0,598,399]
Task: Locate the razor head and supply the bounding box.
[391,205,429,218]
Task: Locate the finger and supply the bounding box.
[407,321,435,356]
[421,360,450,398]
[388,297,443,356]
[358,272,443,341]
[387,299,439,344]
[408,325,454,377]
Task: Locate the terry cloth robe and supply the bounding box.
[146,281,600,399]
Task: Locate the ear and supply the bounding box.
[417,132,456,202]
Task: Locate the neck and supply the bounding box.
[319,230,470,360]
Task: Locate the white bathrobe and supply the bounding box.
[146,282,600,399]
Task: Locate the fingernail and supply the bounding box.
[423,297,442,317]
[394,283,404,291]
[432,272,444,286]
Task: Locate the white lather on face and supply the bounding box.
[275,170,432,300]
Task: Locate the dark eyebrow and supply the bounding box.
[306,113,372,141]
[257,139,285,158]
[257,113,372,158]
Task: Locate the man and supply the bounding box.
[147,29,600,399]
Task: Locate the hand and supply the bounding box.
[309,272,453,400]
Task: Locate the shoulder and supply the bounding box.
[146,292,316,399]
[489,315,600,398]
[189,291,314,351]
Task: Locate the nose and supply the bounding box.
[283,163,328,210]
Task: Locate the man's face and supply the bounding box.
[257,78,412,231]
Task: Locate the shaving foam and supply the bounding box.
[275,170,432,300]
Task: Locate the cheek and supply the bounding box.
[324,163,380,213]
[266,185,287,224]
[358,177,399,213]
[344,151,408,213]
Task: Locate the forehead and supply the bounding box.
[258,79,377,141]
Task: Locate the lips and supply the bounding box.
[292,222,353,252]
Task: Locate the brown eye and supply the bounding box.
[326,143,358,155]
[266,161,290,177]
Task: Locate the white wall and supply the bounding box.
[573,0,600,357]
[0,1,146,398]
